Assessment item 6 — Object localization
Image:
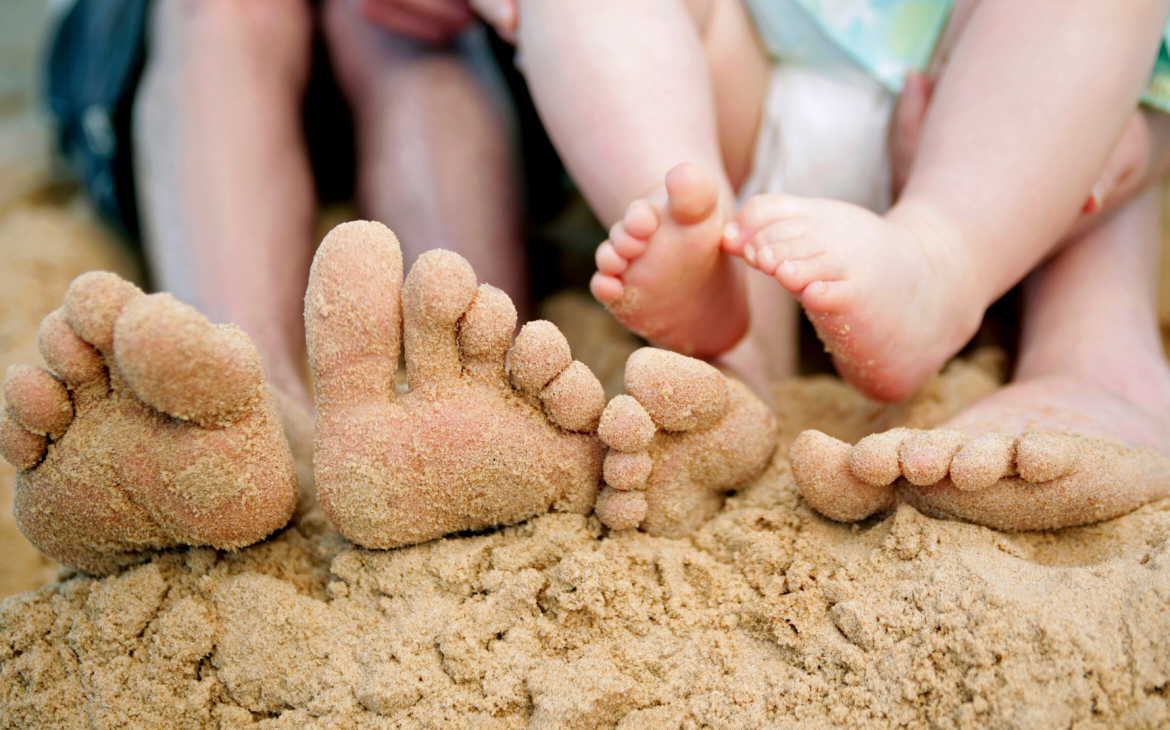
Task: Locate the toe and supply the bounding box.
[950,432,1017,491]
[590,273,624,305]
[799,279,851,315]
[791,429,896,522]
[609,226,649,259]
[595,486,648,531]
[39,309,107,399]
[598,394,656,452]
[306,221,404,412]
[1016,433,1080,483]
[541,360,605,432]
[4,365,72,439]
[0,412,48,470]
[460,284,516,385]
[664,162,720,225]
[848,428,915,486]
[775,257,833,294]
[403,249,478,390]
[63,271,143,354]
[624,348,729,432]
[595,241,629,276]
[510,320,573,395]
[622,200,659,239]
[114,294,266,426]
[603,450,653,490]
[899,428,967,486]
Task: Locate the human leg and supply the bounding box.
[133,0,317,408]
[513,0,768,357]
[322,0,528,316]
[728,0,1170,401]
[792,189,1170,530]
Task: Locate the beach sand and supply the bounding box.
[2,199,1170,728]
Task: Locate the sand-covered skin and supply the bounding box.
[595,348,777,536]
[793,427,1170,531]
[0,271,298,574]
[305,221,607,549]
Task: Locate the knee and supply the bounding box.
[149,0,313,83]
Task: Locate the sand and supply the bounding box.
[3,353,1170,729]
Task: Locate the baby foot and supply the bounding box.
[593,348,777,537]
[305,221,606,548]
[590,163,748,358]
[724,195,981,402]
[0,274,298,574]
[789,374,1170,531]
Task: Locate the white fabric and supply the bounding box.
[737,62,895,213]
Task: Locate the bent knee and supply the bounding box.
[149,0,313,76]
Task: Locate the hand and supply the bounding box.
[360,0,476,45]
[468,0,517,43]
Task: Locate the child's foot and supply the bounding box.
[789,369,1170,531]
[305,221,607,549]
[0,274,299,574]
[724,196,982,401]
[590,163,748,359]
[593,348,777,537]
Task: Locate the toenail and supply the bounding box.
[781,261,797,277]
[723,222,740,242]
[760,247,776,266]
[744,246,756,265]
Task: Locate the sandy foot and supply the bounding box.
[590,163,748,359]
[724,196,981,402]
[593,348,777,537]
[0,273,298,574]
[305,221,608,548]
[790,373,1170,531]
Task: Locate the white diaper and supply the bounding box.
[737,62,895,213]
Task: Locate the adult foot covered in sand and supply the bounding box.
[594,348,777,537]
[590,163,748,359]
[305,221,610,548]
[0,274,299,574]
[789,190,1170,531]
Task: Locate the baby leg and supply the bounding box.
[515,0,768,358]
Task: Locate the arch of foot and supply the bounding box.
[594,348,778,536]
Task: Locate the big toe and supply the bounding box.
[624,348,728,432]
[664,162,721,225]
[113,294,265,426]
[306,220,404,412]
[792,430,896,522]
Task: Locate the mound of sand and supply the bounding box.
[3,359,1169,730]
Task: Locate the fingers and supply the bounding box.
[360,0,474,44]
